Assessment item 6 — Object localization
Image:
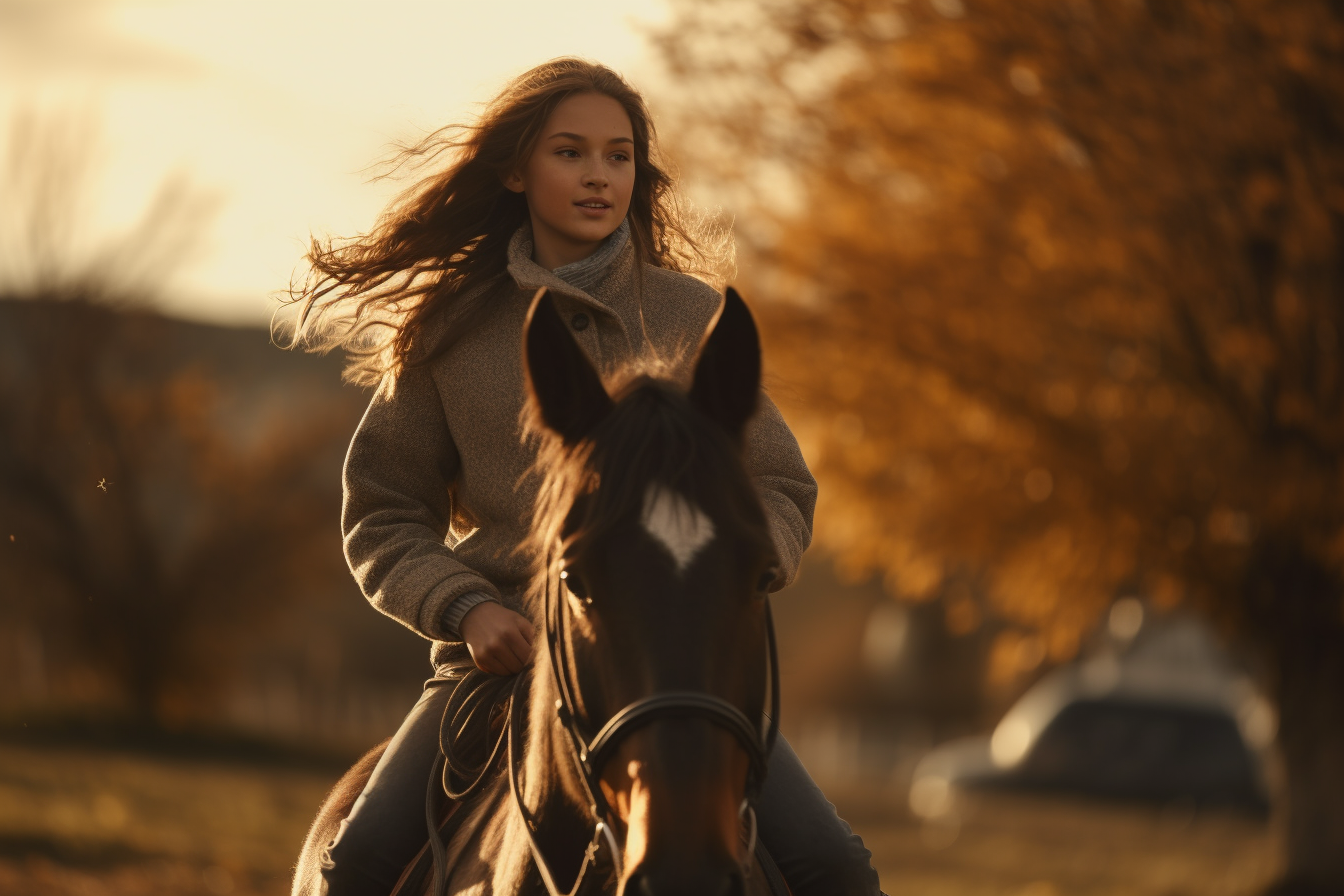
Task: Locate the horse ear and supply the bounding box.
[689,287,761,443]
[524,288,613,444]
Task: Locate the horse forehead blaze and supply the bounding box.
[638,483,716,575]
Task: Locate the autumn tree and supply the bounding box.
[657,1,1344,891]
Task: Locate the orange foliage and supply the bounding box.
[657,0,1344,653]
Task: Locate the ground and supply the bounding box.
[0,742,1279,895]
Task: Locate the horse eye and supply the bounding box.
[560,568,589,599]
[756,566,779,594]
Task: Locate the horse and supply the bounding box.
[293,286,788,895]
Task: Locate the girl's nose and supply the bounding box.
[583,165,609,188]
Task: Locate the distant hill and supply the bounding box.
[0,297,428,749]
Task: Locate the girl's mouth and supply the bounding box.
[576,200,612,218]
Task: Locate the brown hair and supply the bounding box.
[277,57,728,386]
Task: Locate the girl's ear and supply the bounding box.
[524,288,613,443]
[689,287,761,444]
[503,170,526,194]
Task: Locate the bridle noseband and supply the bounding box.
[508,548,782,895]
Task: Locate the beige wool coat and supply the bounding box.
[341,225,818,671]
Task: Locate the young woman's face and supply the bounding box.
[506,92,636,270]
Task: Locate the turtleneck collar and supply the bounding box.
[550,219,631,293]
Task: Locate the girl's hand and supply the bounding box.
[459,602,535,675]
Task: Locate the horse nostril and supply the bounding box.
[621,867,655,896]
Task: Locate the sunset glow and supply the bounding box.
[0,0,668,323]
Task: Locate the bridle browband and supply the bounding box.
[506,544,782,896]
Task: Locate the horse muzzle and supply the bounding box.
[620,857,746,896]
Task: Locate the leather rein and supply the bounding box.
[504,548,783,896]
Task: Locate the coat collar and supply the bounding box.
[505,223,636,318]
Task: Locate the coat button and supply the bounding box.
[570,313,590,332]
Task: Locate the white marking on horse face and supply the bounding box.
[640,485,715,574]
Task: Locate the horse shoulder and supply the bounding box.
[420,780,527,896]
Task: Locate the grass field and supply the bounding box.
[0,741,1280,895]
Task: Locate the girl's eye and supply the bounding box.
[556,148,580,158]
[609,153,630,162]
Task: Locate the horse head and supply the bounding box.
[522,286,779,896]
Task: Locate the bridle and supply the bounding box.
[507,546,782,896]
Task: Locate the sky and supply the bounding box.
[0,0,671,325]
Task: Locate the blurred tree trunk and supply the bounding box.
[1250,545,1344,894]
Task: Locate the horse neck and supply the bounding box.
[489,656,604,894]
[532,653,600,838]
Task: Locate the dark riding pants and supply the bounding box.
[321,681,880,896]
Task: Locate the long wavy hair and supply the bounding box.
[277,58,729,386]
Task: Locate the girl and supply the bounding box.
[285,58,880,896]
